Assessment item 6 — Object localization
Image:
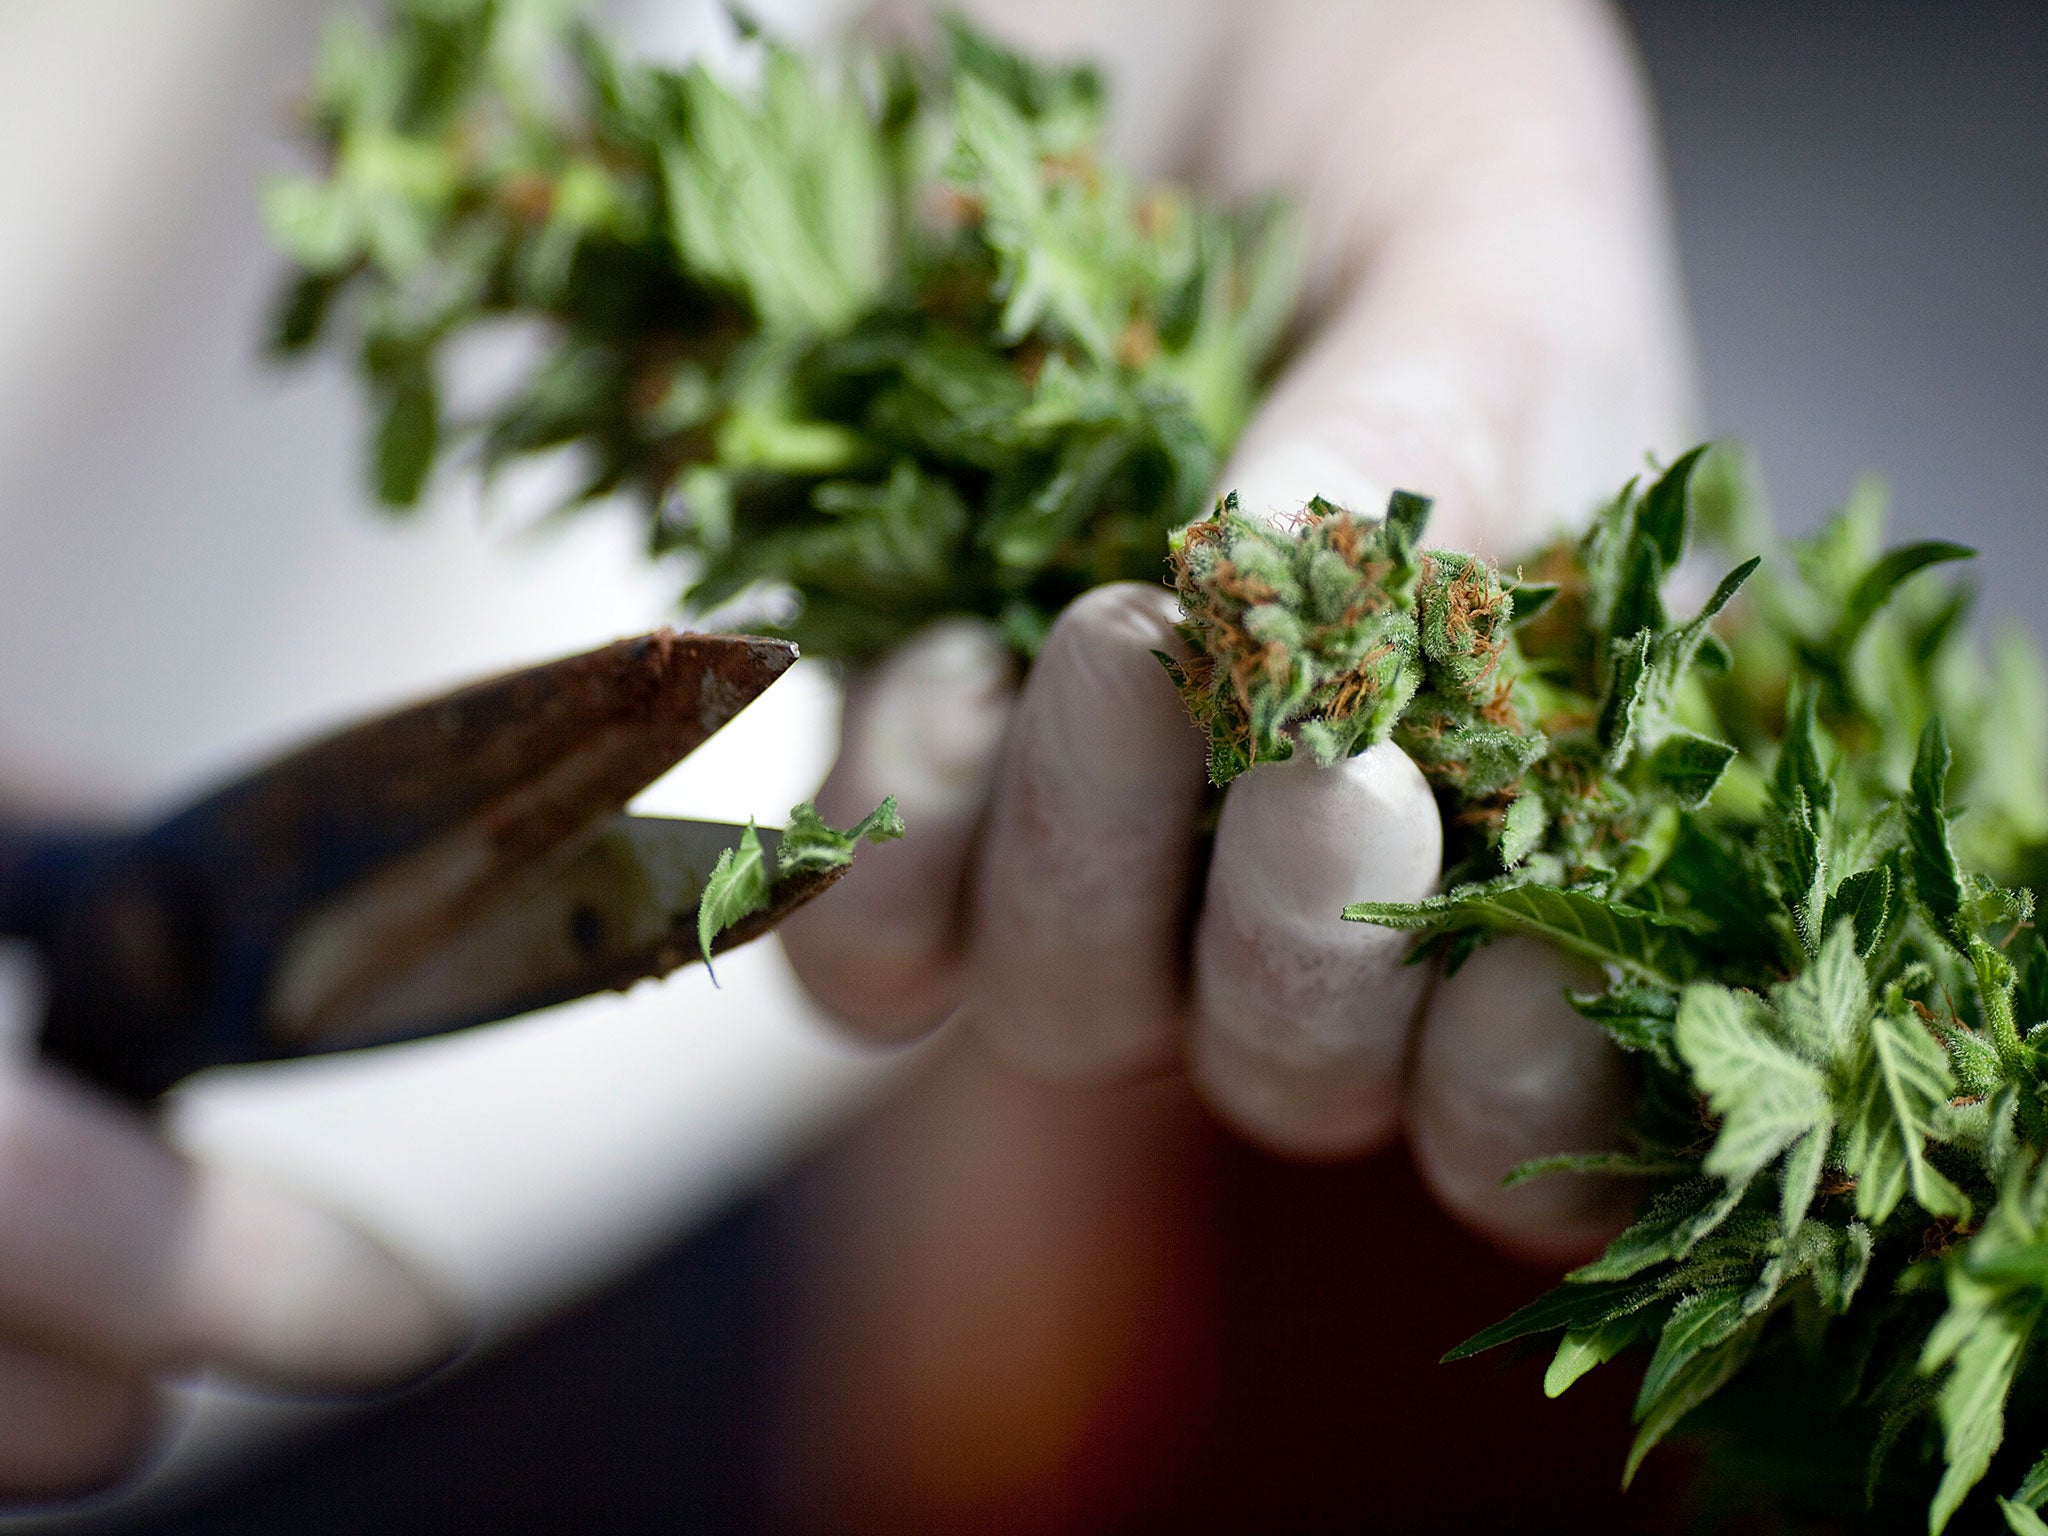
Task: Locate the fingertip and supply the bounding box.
[1406,937,1636,1266]
[0,1067,466,1396]
[1191,743,1440,1159]
[179,1172,471,1392]
[0,1343,158,1504]
[964,583,1209,1080]
[779,619,1014,1044]
[1188,1023,1400,1160]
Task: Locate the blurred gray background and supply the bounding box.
[1627,0,2046,625]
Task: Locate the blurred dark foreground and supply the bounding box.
[117,1035,1681,1535]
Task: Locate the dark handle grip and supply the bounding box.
[0,823,247,1103]
[0,821,104,945]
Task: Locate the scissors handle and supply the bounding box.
[0,821,107,947]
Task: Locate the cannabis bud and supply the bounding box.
[1166,463,1746,890]
[1163,489,1434,784]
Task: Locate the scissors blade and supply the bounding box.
[33,631,799,1099]
[271,814,840,1049]
[152,628,798,923]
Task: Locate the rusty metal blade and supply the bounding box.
[152,629,796,916]
[33,631,798,1098]
[183,628,796,1028]
[271,814,844,1049]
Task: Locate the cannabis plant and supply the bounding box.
[274,5,2048,1530]
[266,0,1298,658]
[1169,455,2048,1533]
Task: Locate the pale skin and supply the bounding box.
[783,0,1697,1257]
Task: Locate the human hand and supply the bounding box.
[0,1010,464,1500]
[782,0,1694,1263]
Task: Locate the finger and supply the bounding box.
[0,1339,155,1502]
[779,619,1014,1043]
[1189,742,1440,1158]
[962,584,1210,1078]
[1406,936,1636,1265]
[1206,0,1695,550]
[0,1062,466,1389]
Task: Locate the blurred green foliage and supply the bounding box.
[269,0,1300,660]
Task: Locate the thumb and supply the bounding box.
[1210,0,1694,551]
[1190,742,1440,1159]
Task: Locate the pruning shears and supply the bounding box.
[0,631,834,1103]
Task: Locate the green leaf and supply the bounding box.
[1923,1163,2048,1531]
[1639,730,1737,809]
[1440,1279,1650,1362]
[1868,1365,1948,1507]
[1825,865,1895,957]
[2000,1499,2048,1536]
[1762,689,1834,949]
[1978,626,2048,844]
[777,795,904,875]
[1599,630,1655,767]
[268,269,343,356]
[1638,445,1709,572]
[1775,683,1836,816]
[1545,1313,1649,1398]
[1778,1128,1830,1240]
[1500,790,1545,869]
[1383,488,1432,547]
[662,48,891,334]
[1911,716,1965,927]
[1818,1219,1875,1313]
[1609,527,1669,644]
[1627,1298,1759,1485]
[692,797,902,981]
[1675,983,1831,1189]
[372,356,440,507]
[1504,1150,1688,1188]
[1779,918,1870,1058]
[1569,984,1681,1071]
[2014,1447,2048,1509]
[1569,1175,1750,1284]
[1637,1286,1749,1416]
[1926,1297,2035,1533]
[1692,554,1765,629]
[1836,540,1976,656]
[1842,1004,1970,1225]
[263,175,359,272]
[1347,883,1707,985]
[1508,581,1560,626]
[695,820,770,983]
